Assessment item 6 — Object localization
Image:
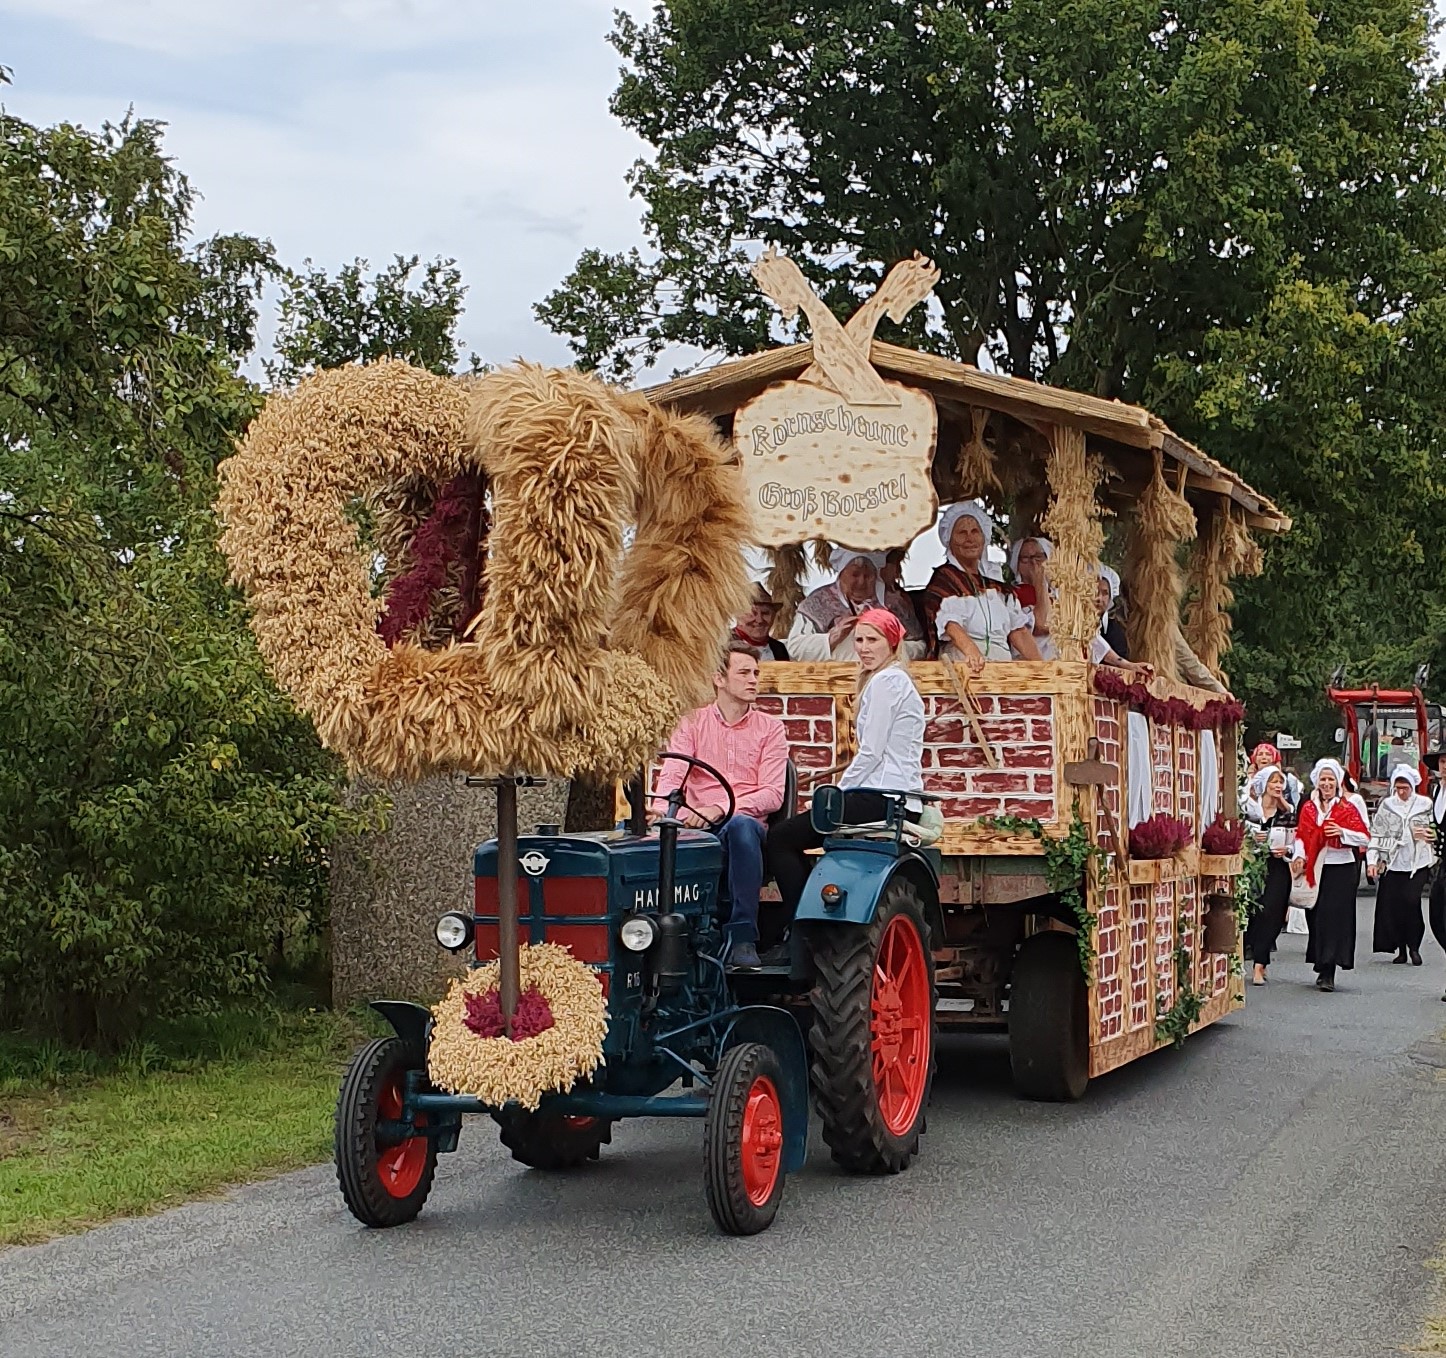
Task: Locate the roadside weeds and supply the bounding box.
[0,1001,378,1247]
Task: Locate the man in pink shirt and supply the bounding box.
[653,639,789,969]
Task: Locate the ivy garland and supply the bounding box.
[1155,932,1206,1048]
[977,809,1103,979]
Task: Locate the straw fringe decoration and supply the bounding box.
[1184,503,1264,681]
[1041,425,1104,651]
[766,544,808,633]
[1123,450,1197,679]
[955,406,1002,500]
[426,944,607,1108]
[216,359,752,782]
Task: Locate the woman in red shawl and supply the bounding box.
[1291,757,1370,991]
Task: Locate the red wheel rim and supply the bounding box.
[871,913,930,1136]
[376,1070,429,1199]
[740,1075,784,1207]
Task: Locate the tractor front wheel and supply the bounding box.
[334,1036,437,1227]
[808,878,936,1173]
[704,1041,787,1235]
[493,1108,613,1169]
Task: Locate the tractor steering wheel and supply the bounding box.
[656,751,736,833]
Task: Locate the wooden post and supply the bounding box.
[496,780,520,1034]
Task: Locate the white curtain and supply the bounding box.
[1127,712,1153,828]
[1199,730,1220,826]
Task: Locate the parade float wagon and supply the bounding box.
[214,251,1286,1238]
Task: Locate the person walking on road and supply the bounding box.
[1422,749,1446,999]
[1367,767,1437,966]
[1292,758,1370,992]
[1243,766,1297,985]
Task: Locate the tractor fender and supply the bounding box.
[369,1000,433,1056]
[794,846,942,939]
[718,1005,809,1174]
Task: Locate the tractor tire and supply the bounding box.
[493,1109,613,1169]
[807,878,936,1173]
[1008,931,1089,1102]
[335,1037,437,1227]
[704,1041,787,1235]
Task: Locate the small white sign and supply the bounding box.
[1276,734,1301,750]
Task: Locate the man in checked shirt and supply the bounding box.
[652,639,789,970]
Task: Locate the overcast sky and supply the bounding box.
[0,0,658,370]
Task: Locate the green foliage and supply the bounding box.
[1155,936,1207,1048]
[0,112,379,1047]
[977,809,1102,977]
[267,254,474,385]
[542,1,1446,737]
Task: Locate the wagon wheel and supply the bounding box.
[703,1041,787,1235]
[807,877,936,1173]
[1008,931,1089,1101]
[493,1108,613,1169]
[334,1036,438,1227]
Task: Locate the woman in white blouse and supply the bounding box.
[1367,766,1437,965]
[1292,758,1371,991]
[767,608,924,920]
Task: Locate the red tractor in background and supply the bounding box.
[1326,666,1444,811]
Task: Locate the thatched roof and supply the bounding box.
[645,339,1289,532]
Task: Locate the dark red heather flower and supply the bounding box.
[463,986,556,1041]
[1201,816,1245,855]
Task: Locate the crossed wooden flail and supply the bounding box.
[751,248,939,404]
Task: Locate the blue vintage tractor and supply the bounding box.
[334,755,942,1235]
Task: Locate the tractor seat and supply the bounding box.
[767,759,799,829]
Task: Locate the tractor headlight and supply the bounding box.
[619,914,657,952]
[435,911,473,952]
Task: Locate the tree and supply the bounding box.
[268,254,474,386]
[0,113,372,1045]
[540,1,1446,736]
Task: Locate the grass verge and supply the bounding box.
[0,996,377,1247]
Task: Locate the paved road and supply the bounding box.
[4,894,1445,1358]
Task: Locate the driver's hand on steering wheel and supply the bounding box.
[681,805,724,829]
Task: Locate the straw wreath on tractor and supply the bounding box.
[216,358,834,1235]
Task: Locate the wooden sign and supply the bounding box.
[736,380,937,547]
[737,250,941,549]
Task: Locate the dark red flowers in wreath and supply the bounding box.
[463,986,556,1041]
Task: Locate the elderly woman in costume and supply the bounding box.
[734,582,789,661]
[788,548,925,662]
[767,607,924,921]
[1243,765,1297,985]
[1367,765,1437,966]
[1292,757,1370,992]
[926,502,1042,673]
[1009,535,1055,658]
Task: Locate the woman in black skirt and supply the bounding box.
[1367,767,1437,965]
[1243,766,1296,985]
[1292,759,1370,992]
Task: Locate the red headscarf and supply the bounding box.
[855,607,905,650]
[1252,742,1281,765]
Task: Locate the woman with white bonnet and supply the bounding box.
[924,501,1041,673]
[1367,764,1436,965]
[1008,535,1055,658]
[1291,757,1370,991]
[1096,564,1129,659]
[788,547,925,662]
[1242,765,1297,985]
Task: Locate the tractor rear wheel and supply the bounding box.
[704,1041,787,1235]
[1008,930,1089,1101]
[807,878,936,1173]
[494,1109,612,1169]
[335,1037,437,1227]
